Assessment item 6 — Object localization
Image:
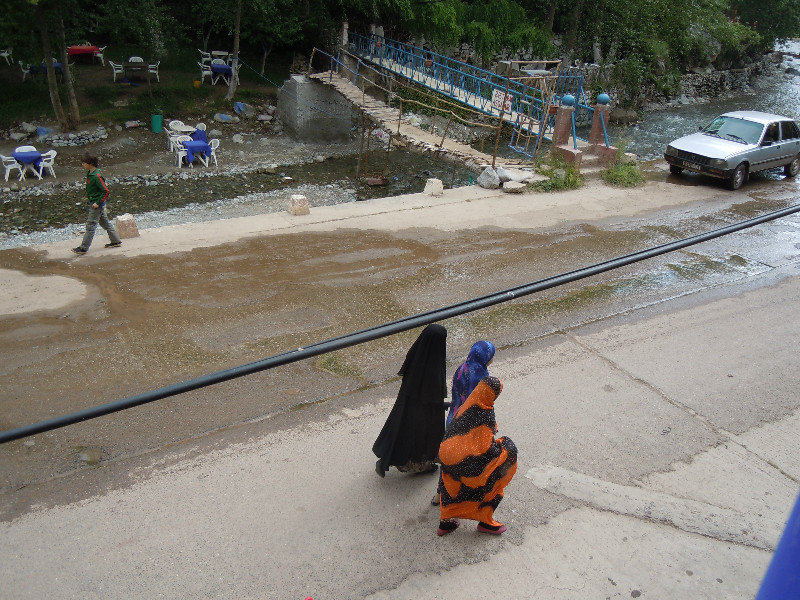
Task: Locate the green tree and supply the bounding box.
[732,0,800,47]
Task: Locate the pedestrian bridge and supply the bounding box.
[346,32,594,158]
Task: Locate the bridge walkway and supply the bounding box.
[308,70,530,170]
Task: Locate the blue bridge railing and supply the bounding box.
[348,32,595,151]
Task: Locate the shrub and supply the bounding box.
[533,154,583,192]
[602,161,645,187]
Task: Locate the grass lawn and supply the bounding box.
[0,45,291,128]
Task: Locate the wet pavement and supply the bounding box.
[1,170,799,500]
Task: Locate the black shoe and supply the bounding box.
[71,247,87,255]
[105,241,122,248]
[375,460,385,478]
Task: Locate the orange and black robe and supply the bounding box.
[438,376,517,526]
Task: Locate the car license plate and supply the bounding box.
[681,159,701,170]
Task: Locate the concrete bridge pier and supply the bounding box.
[276,74,356,141]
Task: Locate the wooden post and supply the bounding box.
[382,130,392,177]
[364,124,373,176]
[439,113,453,148]
[356,114,366,178]
[397,98,403,135]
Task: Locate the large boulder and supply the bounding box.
[496,166,536,183]
[476,166,500,189]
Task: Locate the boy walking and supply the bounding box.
[73,152,122,255]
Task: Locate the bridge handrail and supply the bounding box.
[349,32,596,144]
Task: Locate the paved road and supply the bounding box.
[1,176,799,598]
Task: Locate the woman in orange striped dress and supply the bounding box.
[437,376,517,535]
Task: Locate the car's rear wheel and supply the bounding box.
[784,155,800,177]
[669,165,683,175]
[728,163,747,190]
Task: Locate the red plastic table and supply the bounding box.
[68,45,99,57]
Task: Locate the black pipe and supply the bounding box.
[2,203,799,444]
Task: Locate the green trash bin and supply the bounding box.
[151,114,163,133]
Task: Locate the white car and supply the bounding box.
[664,111,800,190]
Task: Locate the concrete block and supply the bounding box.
[423,178,444,196]
[502,181,527,193]
[288,194,310,216]
[115,213,139,238]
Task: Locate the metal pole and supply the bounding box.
[4,204,800,444]
[492,78,510,168]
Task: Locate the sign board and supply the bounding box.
[491,89,512,113]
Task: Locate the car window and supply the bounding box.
[781,121,800,140]
[763,123,780,143]
[702,116,763,144]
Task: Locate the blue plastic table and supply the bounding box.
[182,140,211,165]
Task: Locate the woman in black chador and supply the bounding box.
[373,324,448,477]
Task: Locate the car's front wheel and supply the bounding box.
[669,165,683,175]
[728,163,747,190]
[784,155,800,178]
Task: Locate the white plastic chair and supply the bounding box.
[15,145,36,152]
[168,119,184,130]
[1,155,23,181]
[195,122,206,131]
[208,139,219,167]
[128,56,144,63]
[174,135,192,167]
[38,150,57,178]
[210,59,228,86]
[94,45,106,66]
[108,60,123,82]
[19,61,31,82]
[0,48,12,65]
[198,50,211,64]
[148,60,160,82]
[198,61,212,84]
[168,131,186,152]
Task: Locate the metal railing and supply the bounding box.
[348,32,596,148]
[2,204,800,445]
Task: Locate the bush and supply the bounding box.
[601,161,645,187]
[533,154,583,192]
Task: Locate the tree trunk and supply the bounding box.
[260,42,273,76]
[56,10,80,128]
[546,0,557,32]
[203,26,212,52]
[564,0,584,55]
[35,4,68,130]
[224,0,242,101]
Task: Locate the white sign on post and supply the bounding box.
[491,89,512,113]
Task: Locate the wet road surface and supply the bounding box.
[1,171,799,508]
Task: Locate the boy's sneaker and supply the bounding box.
[105,241,122,248]
[71,247,87,255]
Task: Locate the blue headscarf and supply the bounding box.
[446,341,496,425]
